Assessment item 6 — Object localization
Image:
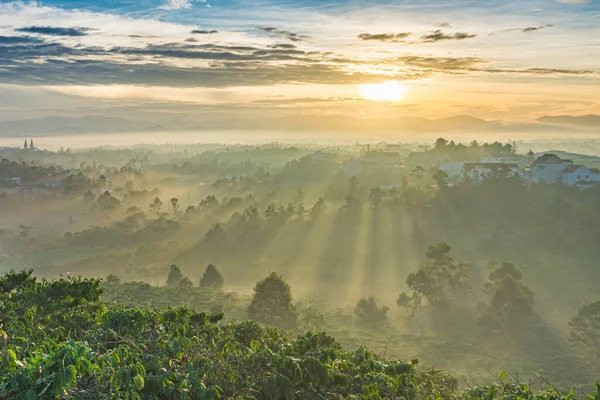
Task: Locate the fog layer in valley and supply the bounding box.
[2,136,600,389]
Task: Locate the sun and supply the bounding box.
[359,81,405,102]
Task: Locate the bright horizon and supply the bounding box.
[0,0,599,128]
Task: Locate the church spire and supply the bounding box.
[23,139,28,150]
[29,139,34,150]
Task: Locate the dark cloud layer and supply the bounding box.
[191,29,218,34]
[357,32,411,42]
[0,36,45,45]
[420,29,476,42]
[0,32,596,88]
[16,26,90,37]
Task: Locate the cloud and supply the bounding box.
[521,24,553,32]
[256,27,309,42]
[556,0,591,3]
[15,26,90,37]
[357,32,411,42]
[396,55,598,77]
[269,43,297,49]
[191,30,218,34]
[159,0,206,11]
[420,29,476,42]
[398,55,484,70]
[254,97,361,104]
[0,36,45,45]
[435,23,453,28]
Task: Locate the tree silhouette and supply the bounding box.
[170,197,180,216]
[19,225,32,241]
[248,272,297,330]
[166,264,183,286]
[569,300,600,373]
[355,297,389,325]
[433,169,449,188]
[480,261,534,330]
[105,275,121,285]
[199,264,224,290]
[149,197,163,215]
[397,242,470,335]
[179,276,193,289]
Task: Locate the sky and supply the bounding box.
[0,0,598,124]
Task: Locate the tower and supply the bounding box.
[23,139,28,150]
[29,139,34,150]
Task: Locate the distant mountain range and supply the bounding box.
[0,114,598,137]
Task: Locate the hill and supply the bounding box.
[1,113,597,136]
[0,269,598,399]
[536,115,600,128]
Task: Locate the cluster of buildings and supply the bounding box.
[441,153,600,188]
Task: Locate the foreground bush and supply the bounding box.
[0,270,598,399]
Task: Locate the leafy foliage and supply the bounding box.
[0,270,599,399]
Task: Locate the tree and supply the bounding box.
[247,272,297,330]
[170,197,180,216]
[19,225,32,242]
[105,275,121,285]
[127,205,143,217]
[397,242,470,335]
[179,276,193,289]
[369,187,384,208]
[355,297,389,325]
[480,261,534,330]
[97,191,121,210]
[205,224,226,243]
[149,197,163,215]
[166,264,183,286]
[569,300,600,373]
[83,191,96,204]
[200,264,224,290]
[433,169,449,188]
[310,197,325,219]
[434,138,448,149]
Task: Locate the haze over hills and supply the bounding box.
[0,114,598,137]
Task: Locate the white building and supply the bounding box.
[527,154,573,184]
[4,177,21,185]
[463,163,521,183]
[526,154,600,187]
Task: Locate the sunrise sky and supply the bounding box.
[0,0,598,124]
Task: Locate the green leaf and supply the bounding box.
[25,389,37,400]
[133,375,145,391]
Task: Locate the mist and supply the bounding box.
[2,135,600,392]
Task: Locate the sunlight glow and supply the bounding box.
[359,81,406,102]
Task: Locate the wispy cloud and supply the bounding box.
[256,27,309,42]
[159,0,206,11]
[420,29,476,42]
[521,24,553,32]
[357,32,411,42]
